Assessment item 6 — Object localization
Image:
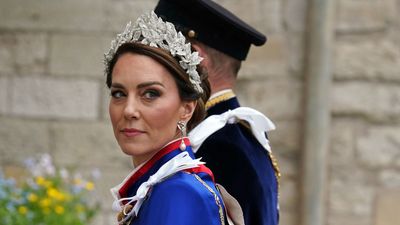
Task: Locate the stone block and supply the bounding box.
[332,82,371,116]
[259,0,283,33]
[279,178,298,210]
[0,0,105,32]
[329,181,375,216]
[274,153,299,178]
[215,0,259,23]
[356,126,400,168]
[329,118,357,166]
[382,0,399,25]
[0,117,51,164]
[241,34,288,78]
[287,33,305,76]
[10,76,100,120]
[332,82,400,122]
[236,78,303,120]
[336,0,387,32]
[215,0,282,33]
[101,85,111,121]
[50,34,110,77]
[269,119,301,153]
[379,169,400,188]
[15,32,47,74]
[375,189,400,225]
[0,33,15,74]
[102,0,158,32]
[334,38,400,81]
[0,76,8,115]
[283,0,308,32]
[51,121,130,168]
[328,166,375,216]
[327,214,371,225]
[278,211,297,225]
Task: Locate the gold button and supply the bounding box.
[188,30,196,38]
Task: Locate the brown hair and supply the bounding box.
[106,43,210,131]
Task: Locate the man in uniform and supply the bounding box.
[154,1,280,224]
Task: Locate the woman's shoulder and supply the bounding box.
[152,172,215,201]
[137,172,224,225]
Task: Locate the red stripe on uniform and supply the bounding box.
[119,138,191,198]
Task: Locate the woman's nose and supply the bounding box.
[123,97,140,120]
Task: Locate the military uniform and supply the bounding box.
[193,90,280,225]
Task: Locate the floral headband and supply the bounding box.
[104,11,204,94]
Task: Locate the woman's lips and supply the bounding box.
[121,128,145,137]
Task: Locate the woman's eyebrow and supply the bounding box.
[137,81,165,89]
[110,83,125,89]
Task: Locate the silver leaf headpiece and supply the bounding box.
[104,11,204,94]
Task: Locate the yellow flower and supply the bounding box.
[28,193,38,202]
[39,198,51,208]
[35,176,46,186]
[47,188,66,201]
[54,205,65,214]
[85,181,95,191]
[18,206,28,215]
[35,176,52,188]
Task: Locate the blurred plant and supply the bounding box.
[0,154,100,225]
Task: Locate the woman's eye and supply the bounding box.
[111,90,125,98]
[143,89,160,100]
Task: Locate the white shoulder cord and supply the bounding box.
[112,151,204,224]
[189,107,276,153]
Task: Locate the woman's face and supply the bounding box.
[109,53,195,166]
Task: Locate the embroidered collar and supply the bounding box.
[111,138,191,200]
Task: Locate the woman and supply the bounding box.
[104,11,227,225]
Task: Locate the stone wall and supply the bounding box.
[0,0,399,225]
[328,1,400,225]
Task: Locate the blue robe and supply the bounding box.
[196,97,279,225]
[113,139,227,225]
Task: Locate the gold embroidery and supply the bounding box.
[117,204,134,225]
[268,151,281,198]
[193,174,225,225]
[205,91,236,110]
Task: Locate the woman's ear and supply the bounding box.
[180,101,197,122]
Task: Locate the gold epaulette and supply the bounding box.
[205,91,236,110]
